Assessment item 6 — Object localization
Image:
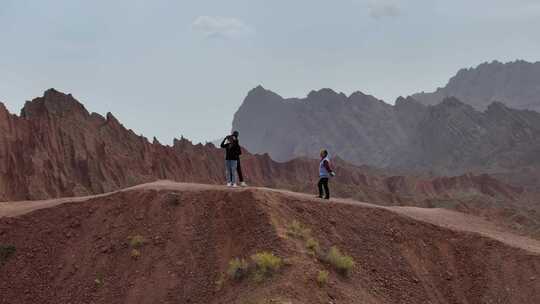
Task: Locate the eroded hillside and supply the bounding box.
[1,182,540,304]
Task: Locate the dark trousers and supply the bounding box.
[318,177,330,199]
[237,159,244,183]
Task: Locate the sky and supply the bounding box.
[1,0,540,143]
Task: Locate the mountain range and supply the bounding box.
[2,89,539,236]
[0,89,512,203]
[412,60,540,112]
[232,61,540,190]
[3,61,540,303]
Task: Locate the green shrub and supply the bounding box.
[227,258,249,280]
[215,273,225,291]
[326,246,355,276]
[94,273,105,287]
[0,245,16,265]
[251,252,282,280]
[94,277,104,287]
[317,270,329,286]
[131,249,141,259]
[128,235,146,248]
[286,220,311,239]
[305,237,320,254]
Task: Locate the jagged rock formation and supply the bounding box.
[0,89,239,201]
[233,86,408,165]
[412,60,540,112]
[0,89,225,200]
[233,87,540,187]
[393,97,540,174]
[4,89,540,239]
[0,89,529,213]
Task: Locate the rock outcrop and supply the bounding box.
[233,86,408,165]
[0,89,226,201]
[232,87,540,188]
[412,60,540,112]
[0,89,528,207]
[6,90,540,238]
[2,89,540,240]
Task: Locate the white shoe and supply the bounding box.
[232,183,238,188]
[227,183,232,187]
[240,182,248,187]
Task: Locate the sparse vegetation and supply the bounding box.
[128,235,146,248]
[286,220,322,256]
[326,246,355,276]
[131,248,141,259]
[126,235,145,259]
[317,270,329,286]
[94,273,105,288]
[285,220,355,278]
[286,220,311,239]
[251,251,282,281]
[215,273,225,291]
[305,237,320,254]
[227,258,249,280]
[252,252,282,274]
[0,244,16,266]
[223,252,283,284]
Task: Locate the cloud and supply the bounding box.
[192,16,255,39]
[369,1,401,19]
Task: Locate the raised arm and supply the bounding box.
[220,137,228,148]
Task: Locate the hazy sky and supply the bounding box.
[1,0,540,143]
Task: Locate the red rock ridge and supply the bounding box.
[0,89,526,206]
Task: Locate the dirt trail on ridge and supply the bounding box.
[2,180,539,254]
[1,181,540,304]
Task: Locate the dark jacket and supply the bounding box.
[220,137,242,160]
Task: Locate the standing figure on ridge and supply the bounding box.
[318,149,336,199]
[220,131,242,187]
[232,131,248,187]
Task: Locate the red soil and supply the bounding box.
[1,182,539,304]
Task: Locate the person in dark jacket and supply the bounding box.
[220,133,242,187]
[318,149,336,199]
[231,130,248,187]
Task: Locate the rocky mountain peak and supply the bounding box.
[105,112,119,123]
[486,101,510,112]
[349,91,380,102]
[247,85,266,95]
[307,88,345,100]
[233,85,540,180]
[0,102,8,115]
[412,60,540,112]
[243,85,284,106]
[173,136,193,149]
[20,89,89,119]
[0,102,12,130]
